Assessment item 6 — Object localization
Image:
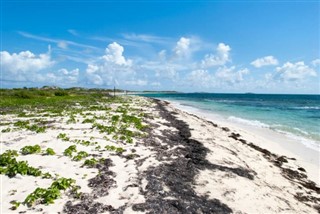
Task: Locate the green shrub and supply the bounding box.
[20,145,41,155]
[14,120,30,128]
[13,91,33,99]
[57,133,70,141]
[83,158,98,167]
[82,118,95,124]
[72,151,89,161]
[0,157,42,178]
[54,91,68,96]
[28,124,46,133]
[23,177,76,207]
[63,145,77,157]
[105,145,125,153]
[1,127,11,133]
[45,148,56,155]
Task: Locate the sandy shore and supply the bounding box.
[169,101,320,185]
[1,96,319,213]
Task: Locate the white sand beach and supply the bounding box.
[1,96,319,213]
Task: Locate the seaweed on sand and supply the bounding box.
[131,99,256,214]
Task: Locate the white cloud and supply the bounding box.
[122,33,172,45]
[58,41,68,49]
[125,79,148,86]
[201,43,231,68]
[58,68,79,83]
[33,68,80,85]
[275,61,317,81]
[173,37,191,58]
[85,42,135,86]
[311,59,320,66]
[0,48,54,82]
[155,65,179,80]
[215,66,249,84]
[251,56,278,68]
[102,42,132,66]
[19,31,98,50]
[186,69,213,88]
[68,29,79,36]
[158,50,167,60]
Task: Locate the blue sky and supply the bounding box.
[1,0,319,93]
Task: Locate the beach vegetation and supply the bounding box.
[72,151,89,161]
[42,172,53,179]
[20,145,41,155]
[45,148,56,155]
[13,120,46,133]
[23,177,76,207]
[83,158,98,167]
[54,90,68,96]
[82,118,95,124]
[92,123,116,134]
[57,133,70,141]
[1,127,11,133]
[10,200,21,210]
[105,145,125,153]
[0,151,42,177]
[67,114,77,124]
[63,145,77,157]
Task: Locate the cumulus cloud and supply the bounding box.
[0,48,54,82]
[215,66,249,84]
[173,37,191,58]
[1,49,53,74]
[275,61,317,81]
[201,43,231,68]
[34,68,80,86]
[158,50,167,61]
[58,68,79,83]
[102,42,132,66]
[186,69,213,88]
[86,42,134,86]
[125,79,148,86]
[311,59,320,66]
[251,56,278,68]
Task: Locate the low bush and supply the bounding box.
[20,145,41,155]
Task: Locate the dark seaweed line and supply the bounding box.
[175,104,320,212]
[228,131,320,212]
[61,98,320,214]
[131,99,256,214]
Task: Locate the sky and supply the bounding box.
[1,0,319,93]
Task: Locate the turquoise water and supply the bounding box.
[139,93,320,150]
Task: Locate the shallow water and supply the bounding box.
[139,93,320,151]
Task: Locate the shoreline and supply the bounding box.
[1,95,319,213]
[166,99,320,185]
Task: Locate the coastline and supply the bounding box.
[167,99,320,185]
[1,95,319,213]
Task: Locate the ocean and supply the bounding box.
[139,93,320,151]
